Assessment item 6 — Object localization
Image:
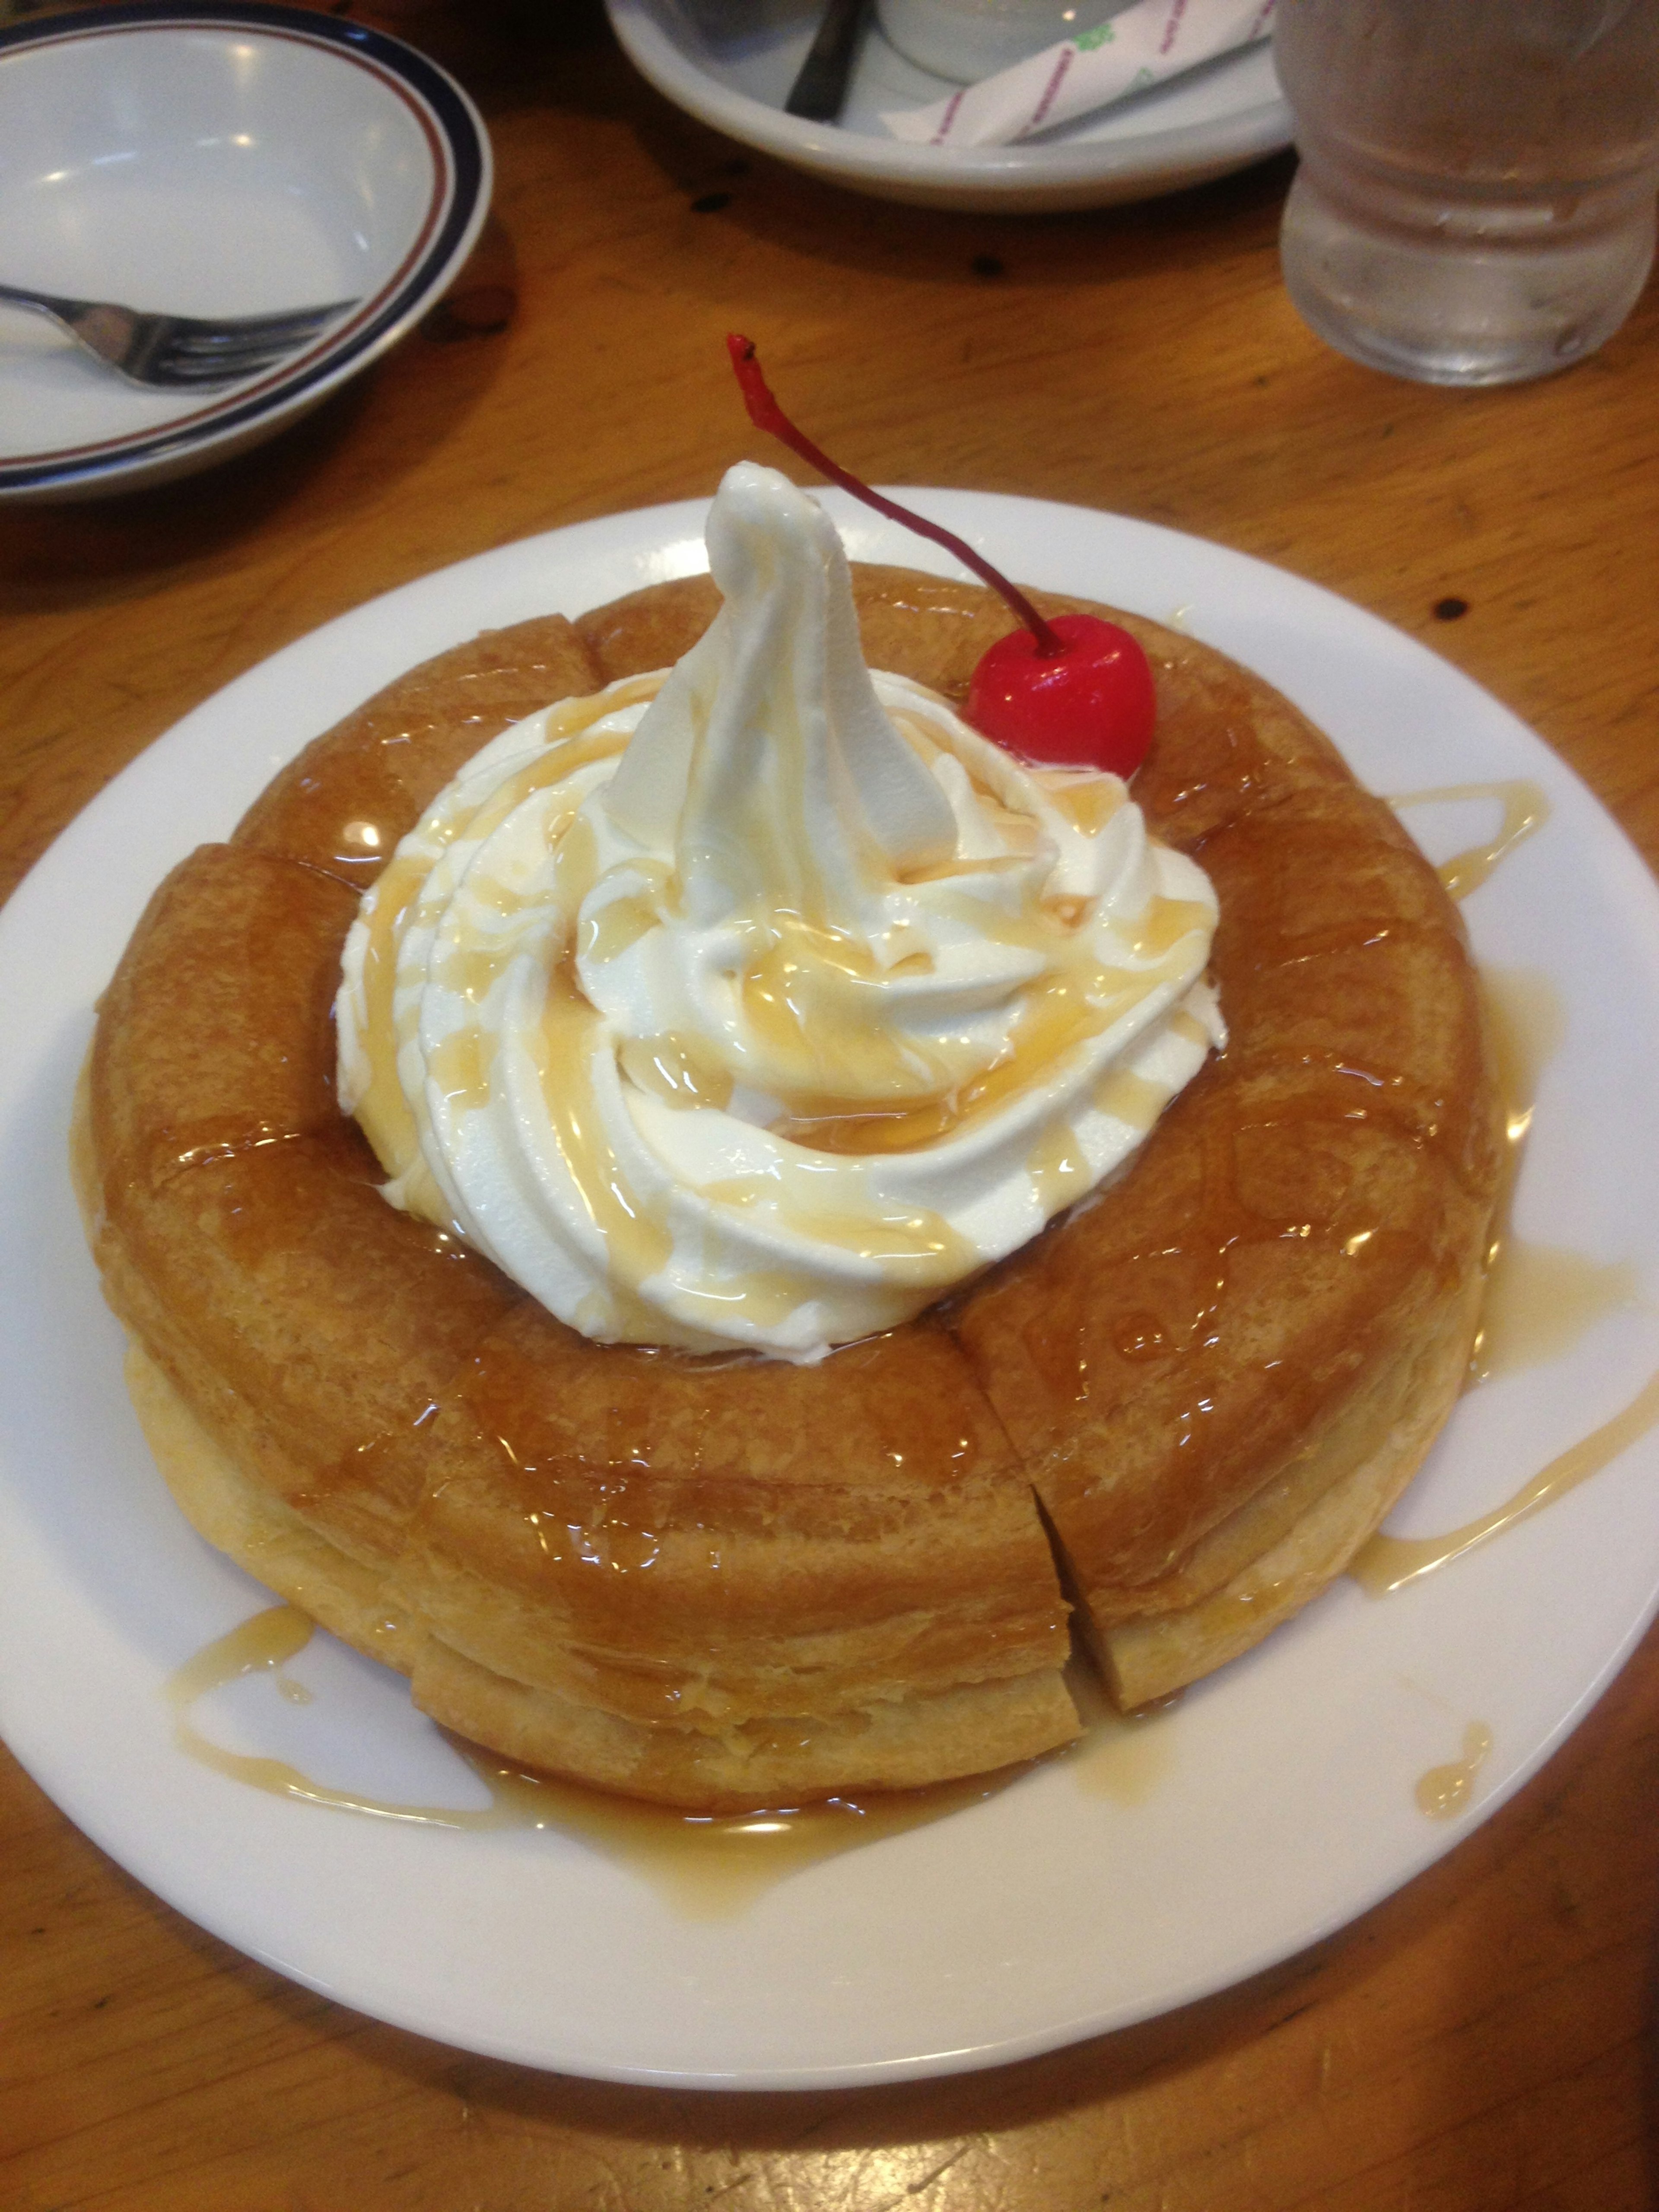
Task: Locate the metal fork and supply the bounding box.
[0,283,358,389]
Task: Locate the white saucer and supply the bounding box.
[0,3,491,503]
[2,492,1658,2086]
[606,0,1291,212]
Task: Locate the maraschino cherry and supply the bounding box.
[727,334,1156,776]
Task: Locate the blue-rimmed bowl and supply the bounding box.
[0,2,492,503]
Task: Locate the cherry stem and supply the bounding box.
[727,334,1065,659]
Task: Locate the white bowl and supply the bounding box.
[606,0,1290,214]
[0,2,492,503]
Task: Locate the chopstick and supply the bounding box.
[783,0,871,121]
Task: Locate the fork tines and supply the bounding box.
[129,301,360,386]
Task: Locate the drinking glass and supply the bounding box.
[1275,0,1659,385]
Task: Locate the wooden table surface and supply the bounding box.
[4,4,1659,2205]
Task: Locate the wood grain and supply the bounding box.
[3,3,1658,2205]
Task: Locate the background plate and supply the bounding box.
[2,492,1658,2088]
[0,3,490,503]
[606,0,1291,212]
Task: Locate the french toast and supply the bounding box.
[78,564,1502,1805]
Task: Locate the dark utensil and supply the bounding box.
[0,282,356,388]
[783,0,871,122]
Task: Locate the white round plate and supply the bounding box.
[0,3,491,504]
[2,493,1658,2089]
[606,0,1290,212]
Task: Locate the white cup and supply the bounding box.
[877,0,1094,83]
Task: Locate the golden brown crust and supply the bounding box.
[89,845,353,1195]
[408,1636,1081,1809]
[81,563,1501,1805]
[392,1312,1069,1726]
[1094,1255,1488,1707]
[233,613,604,889]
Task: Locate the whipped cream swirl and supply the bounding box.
[337,463,1224,1360]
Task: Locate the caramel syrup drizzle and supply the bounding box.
[1415,1722,1494,1820]
[1352,778,1656,1601]
[163,779,1650,1852]
[168,1608,1020,1917]
[1391,779,1550,903]
[1467,966,1637,1384]
[1353,1369,1659,1597]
